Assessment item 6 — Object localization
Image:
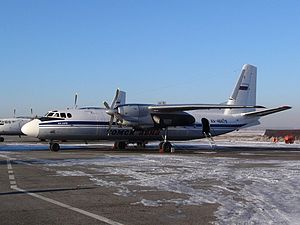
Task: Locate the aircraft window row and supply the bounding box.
[45,112,72,118]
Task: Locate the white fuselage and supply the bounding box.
[20,64,291,148]
[22,107,258,142]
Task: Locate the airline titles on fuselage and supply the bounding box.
[108,129,161,136]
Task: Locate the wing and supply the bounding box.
[148,104,265,112]
[242,106,291,117]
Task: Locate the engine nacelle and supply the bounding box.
[117,104,154,129]
[116,104,196,129]
[152,112,195,127]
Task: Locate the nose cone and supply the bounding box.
[21,119,40,137]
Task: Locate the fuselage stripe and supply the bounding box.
[39,121,246,128]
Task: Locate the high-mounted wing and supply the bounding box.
[148,104,265,112]
[242,106,291,117]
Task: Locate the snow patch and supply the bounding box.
[38,154,300,224]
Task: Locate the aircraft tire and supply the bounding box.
[114,141,126,150]
[137,142,146,148]
[119,141,126,149]
[162,142,172,153]
[0,137,4,142]
[50,143,60,152]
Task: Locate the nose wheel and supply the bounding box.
[49,143,60,152]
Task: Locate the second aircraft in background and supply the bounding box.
[0,109,35,142]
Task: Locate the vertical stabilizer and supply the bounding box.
[115,90,126,107]
[224,64,257,114]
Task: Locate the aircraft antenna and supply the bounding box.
[74,93,78,109]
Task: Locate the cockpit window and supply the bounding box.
[67,113,72,118]
[47,112,54,117]
[43,111,68,120]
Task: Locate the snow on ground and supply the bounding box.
[41,154,300,225]
[167,138,300,150]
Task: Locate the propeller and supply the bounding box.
[103,89,123,133]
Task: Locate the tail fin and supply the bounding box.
[224,64,257,114]
[115,90,126,107]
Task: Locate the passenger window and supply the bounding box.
[54,113,59,117]
[60,113,66,118]
[67,113,72,118]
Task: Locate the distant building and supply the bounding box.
[264,129,300,140]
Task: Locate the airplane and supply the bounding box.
[0,109,34,142]
[0,94,81,143]
[21,64,291,152]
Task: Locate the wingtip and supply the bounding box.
[282,105,292,109]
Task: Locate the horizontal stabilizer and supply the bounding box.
[242,106,291,117]
[149,104,265,112]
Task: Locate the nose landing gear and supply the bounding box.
[49,142,60,152]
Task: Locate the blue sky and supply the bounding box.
[0,1,299,128]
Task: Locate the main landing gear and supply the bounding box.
[159,141,172,153]
[114,141,127,150]
[49,142,60,152]
[159,127,173,153]
[201,118,215,149]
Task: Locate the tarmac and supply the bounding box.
[0,136,300,225]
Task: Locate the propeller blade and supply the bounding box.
[103,101,110,110]
[114,113,123,123]
[104,89,124,135]
[108,115,114,130]
[105,109,115,116]
[111,88,120,108]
